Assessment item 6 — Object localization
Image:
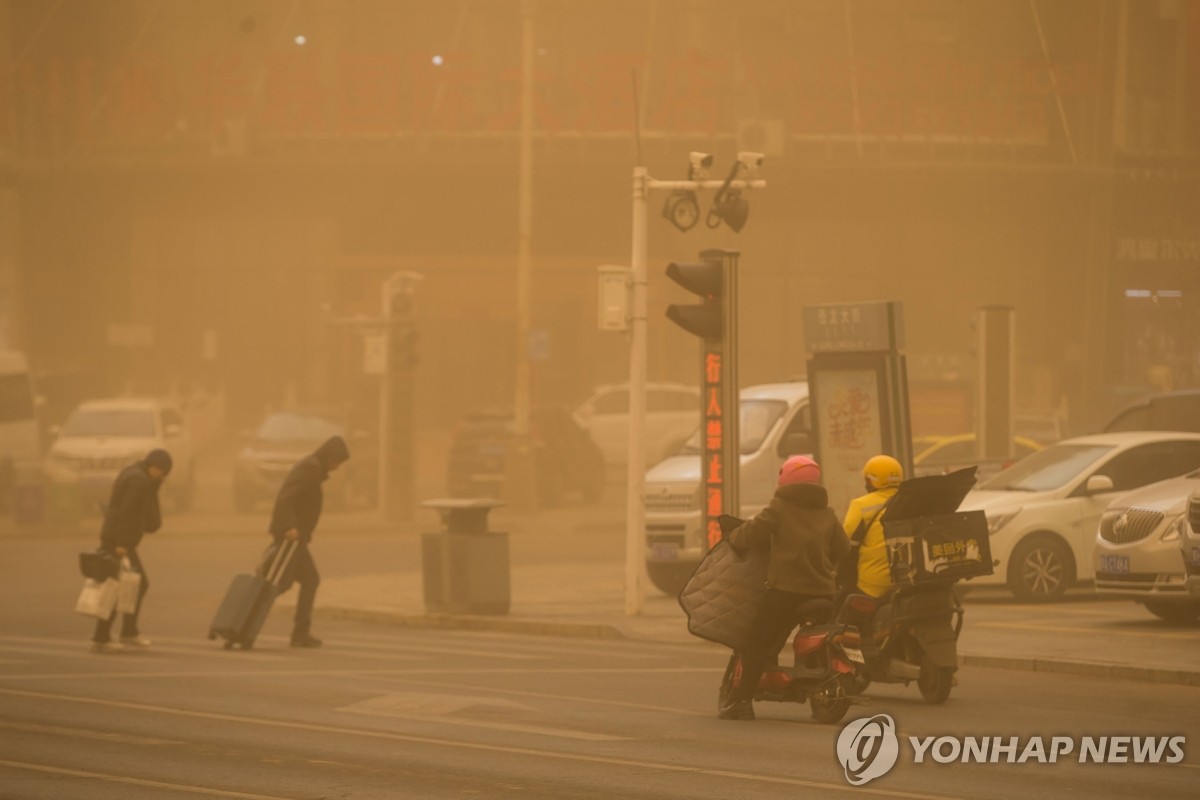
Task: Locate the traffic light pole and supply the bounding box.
[625,168,764,616]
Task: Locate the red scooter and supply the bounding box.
[717,599,869,724]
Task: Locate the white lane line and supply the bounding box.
[360,674,710,718]
[0,644,96,660]
[331,630,674,660]
[0,759,299,800]
[0,687,970,800]
[0,719,183,745]
[0,666,717,682]
[0,637,295,661]
[337,691,627,742]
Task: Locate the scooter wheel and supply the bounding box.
[918,658,954,705]
[810,694,851,724]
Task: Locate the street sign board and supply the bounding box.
[802,301,905,354]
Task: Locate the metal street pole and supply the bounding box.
[378,278,394,516]
[508,0,538,512]
[624,168,765,616]
[625,166,649,616]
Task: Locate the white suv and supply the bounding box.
[46,398,195,511]
[573,382,700,467]
[642,382,813,595]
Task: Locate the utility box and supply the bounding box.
[420,498,510,615]
[596,265,630,331]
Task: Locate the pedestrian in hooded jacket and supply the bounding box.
[718,455,849,721]
[268,435,350,648]
[91,449,172,653]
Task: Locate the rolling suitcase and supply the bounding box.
[209,540,299,650]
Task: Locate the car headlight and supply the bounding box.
[1161,514,1187,543]
[986,508,1022,535]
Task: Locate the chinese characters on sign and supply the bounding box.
[815,369,885,515]
[1113,237,1200,264]
[704,352,724,550]
[801,302,904,354]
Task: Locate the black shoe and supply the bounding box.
[290,633,323,648]
[718,699,756,721]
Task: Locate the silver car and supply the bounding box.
[1183,492,1200,600]
[1094,471,1200,622]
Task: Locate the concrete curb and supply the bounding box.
[314,605,1200,688]
[314,606,627,640]
[960,654,1200,688]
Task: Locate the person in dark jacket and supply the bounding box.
[718,455,849,721]
[268,435,350,648]
[91,449,172,653]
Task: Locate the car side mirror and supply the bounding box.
[1086,475,1114,494]
[779,432,812,457]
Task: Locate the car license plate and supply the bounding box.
[1099,555,1130,574]
[651,543,679,561]
[843,647,865,664]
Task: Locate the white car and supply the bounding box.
[642,382,814,595]
[959,431,1200,602]
[46,398,195,511]
[1093,472,1200,622]
[573,382,700,466]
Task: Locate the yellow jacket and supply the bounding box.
[842,487,898,598]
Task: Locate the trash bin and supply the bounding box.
[421,498,510,615]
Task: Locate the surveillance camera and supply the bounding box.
[736,151,764,171]
[688,151,714,180]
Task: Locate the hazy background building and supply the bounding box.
[1,0,1197,474]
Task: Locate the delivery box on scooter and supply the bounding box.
[884,511,992,584]
[881,468,995,585]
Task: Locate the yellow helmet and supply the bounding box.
[863,455,903,490]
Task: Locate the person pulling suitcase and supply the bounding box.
[267,435,350,648]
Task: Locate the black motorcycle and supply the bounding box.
[838,583,965,704]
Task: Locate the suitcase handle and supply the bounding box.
[262,539,299,586]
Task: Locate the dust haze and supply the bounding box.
[1,0,1196,521]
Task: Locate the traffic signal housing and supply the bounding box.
[665,253,723,340]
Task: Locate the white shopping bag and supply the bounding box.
[116,559,142,615]
[75,578,119,620]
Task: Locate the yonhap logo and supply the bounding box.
[837,714,900,786]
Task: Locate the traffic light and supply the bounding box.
[665,252,723,339]
[388,291,419,369]
[665,249,740,552]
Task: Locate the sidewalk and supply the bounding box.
[298,559,1200,688]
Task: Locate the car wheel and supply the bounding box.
[1142,600,1200,624]
[646,560,697,596]
[1007,535,1073,602]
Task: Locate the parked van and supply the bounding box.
[642,381,813,594]
[0,351,40,466]
[1104,389,1200,434]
